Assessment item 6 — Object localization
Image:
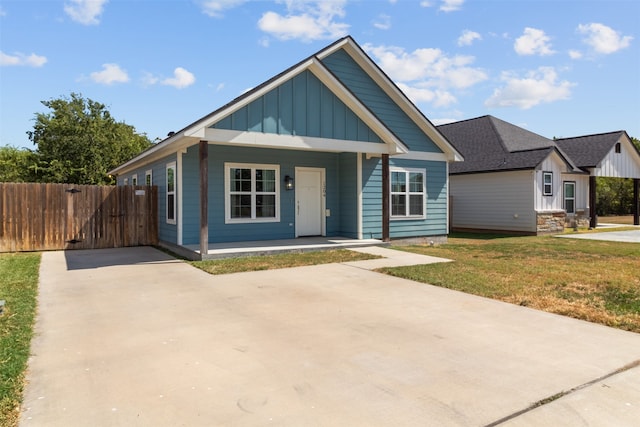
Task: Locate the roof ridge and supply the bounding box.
[555,130,625,141]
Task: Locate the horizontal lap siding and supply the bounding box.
[338,153,358,238]
[450,171,535,232]
[390,159,448,237]
[213,70,382,144]
[188,145,342,244]
[361,156,382,239]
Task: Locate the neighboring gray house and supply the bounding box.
[438,116,640,234]
[109,36,462,259]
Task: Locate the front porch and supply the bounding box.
[163,236,385,260]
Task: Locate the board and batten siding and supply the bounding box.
[321,49,442,154]
[561,174,590,214]
[450,171,535,233]
[212,70,383,144]
[534,152,567,212]
[594,137,640,178]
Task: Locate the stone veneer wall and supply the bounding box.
[565,210,591,229]
[537,211,566,234]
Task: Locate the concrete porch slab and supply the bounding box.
[180,237,386,260]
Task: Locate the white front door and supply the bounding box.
[296,168,325,237]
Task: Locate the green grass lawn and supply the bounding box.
[0,253,40,427]
[381,234,640,333]
[190,249,379,275]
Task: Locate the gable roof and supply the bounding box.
[110,36,461,176]
[437,115,579,175]
[555,131,635,169]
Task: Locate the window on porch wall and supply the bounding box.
[225,163,279,223]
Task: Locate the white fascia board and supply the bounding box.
[108,135,197,176]
[392,151,450,162]
[308,59,408,155]
[320,39,463,162]
[183,59,315,138]
[204,128,393,154]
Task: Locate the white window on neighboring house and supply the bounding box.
[564,181,576,214]
[166,162,176,224]
[132,174,137,186]
[123,178,129,185]
[145,170,152,186]
[390,168,426,219]
[543,171,553,196]
[225,163,279,223]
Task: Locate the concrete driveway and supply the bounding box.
[557,228,640,243]
[22,247,640,426]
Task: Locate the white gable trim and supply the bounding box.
[317,37,463,162]
[204,128,398,155]
[184,57,407,155]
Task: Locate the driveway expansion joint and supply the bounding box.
[483,359,640,427]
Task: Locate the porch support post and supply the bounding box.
[633,178,639,226]
[382,154,390,242]
[589,175,597,229]
[199,140,209,258]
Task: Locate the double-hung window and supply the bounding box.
[543,171,553,196]
[166,162,176,224]
[390,168,426,219]
[145,170,152,186]
[225,163,279,223]
[131,174,137,186]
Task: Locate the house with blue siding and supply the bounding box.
[108,36,463,259]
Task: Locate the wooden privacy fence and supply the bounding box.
[0,183,158,252]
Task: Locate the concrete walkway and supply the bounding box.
[557,228,640,243]
[21,246,640,426]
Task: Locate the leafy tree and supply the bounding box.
[27,93,152,184]
[596,136,640,216]
[0,145,38,182]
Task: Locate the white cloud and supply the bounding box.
[397,83,457,107]
[64,0,108,25]
[90,63,129,85]
[162,67,196,89]
[0,51,47,67]
[200,0,247,18]
[457,30,481,46]
[373,14,391,30]
[258,0,349,42]
[364,43,487,89]
[485,67,575,109]
[419,1,433,7]
[364,43,487,109]
[568,50,582,59]
[514,27,555,56]
[440,0,464,12]
[577,23,633,54]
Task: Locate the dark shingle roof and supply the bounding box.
[437,115,562,174]
[555,131,625,168]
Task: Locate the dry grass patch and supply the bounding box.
[382,234,640,333]
[190,249,379,275]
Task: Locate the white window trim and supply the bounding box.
[131,174,137,186]
[564,181,576,215]
[390,167,427,220]
[123,178,129,185]
[543,171,553,196]
[166,162,176,225]
[145,169,152,186]
[224,162,280,224]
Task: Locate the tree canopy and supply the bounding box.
[20,93,152,185]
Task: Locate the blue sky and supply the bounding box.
[1,0,638,150]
